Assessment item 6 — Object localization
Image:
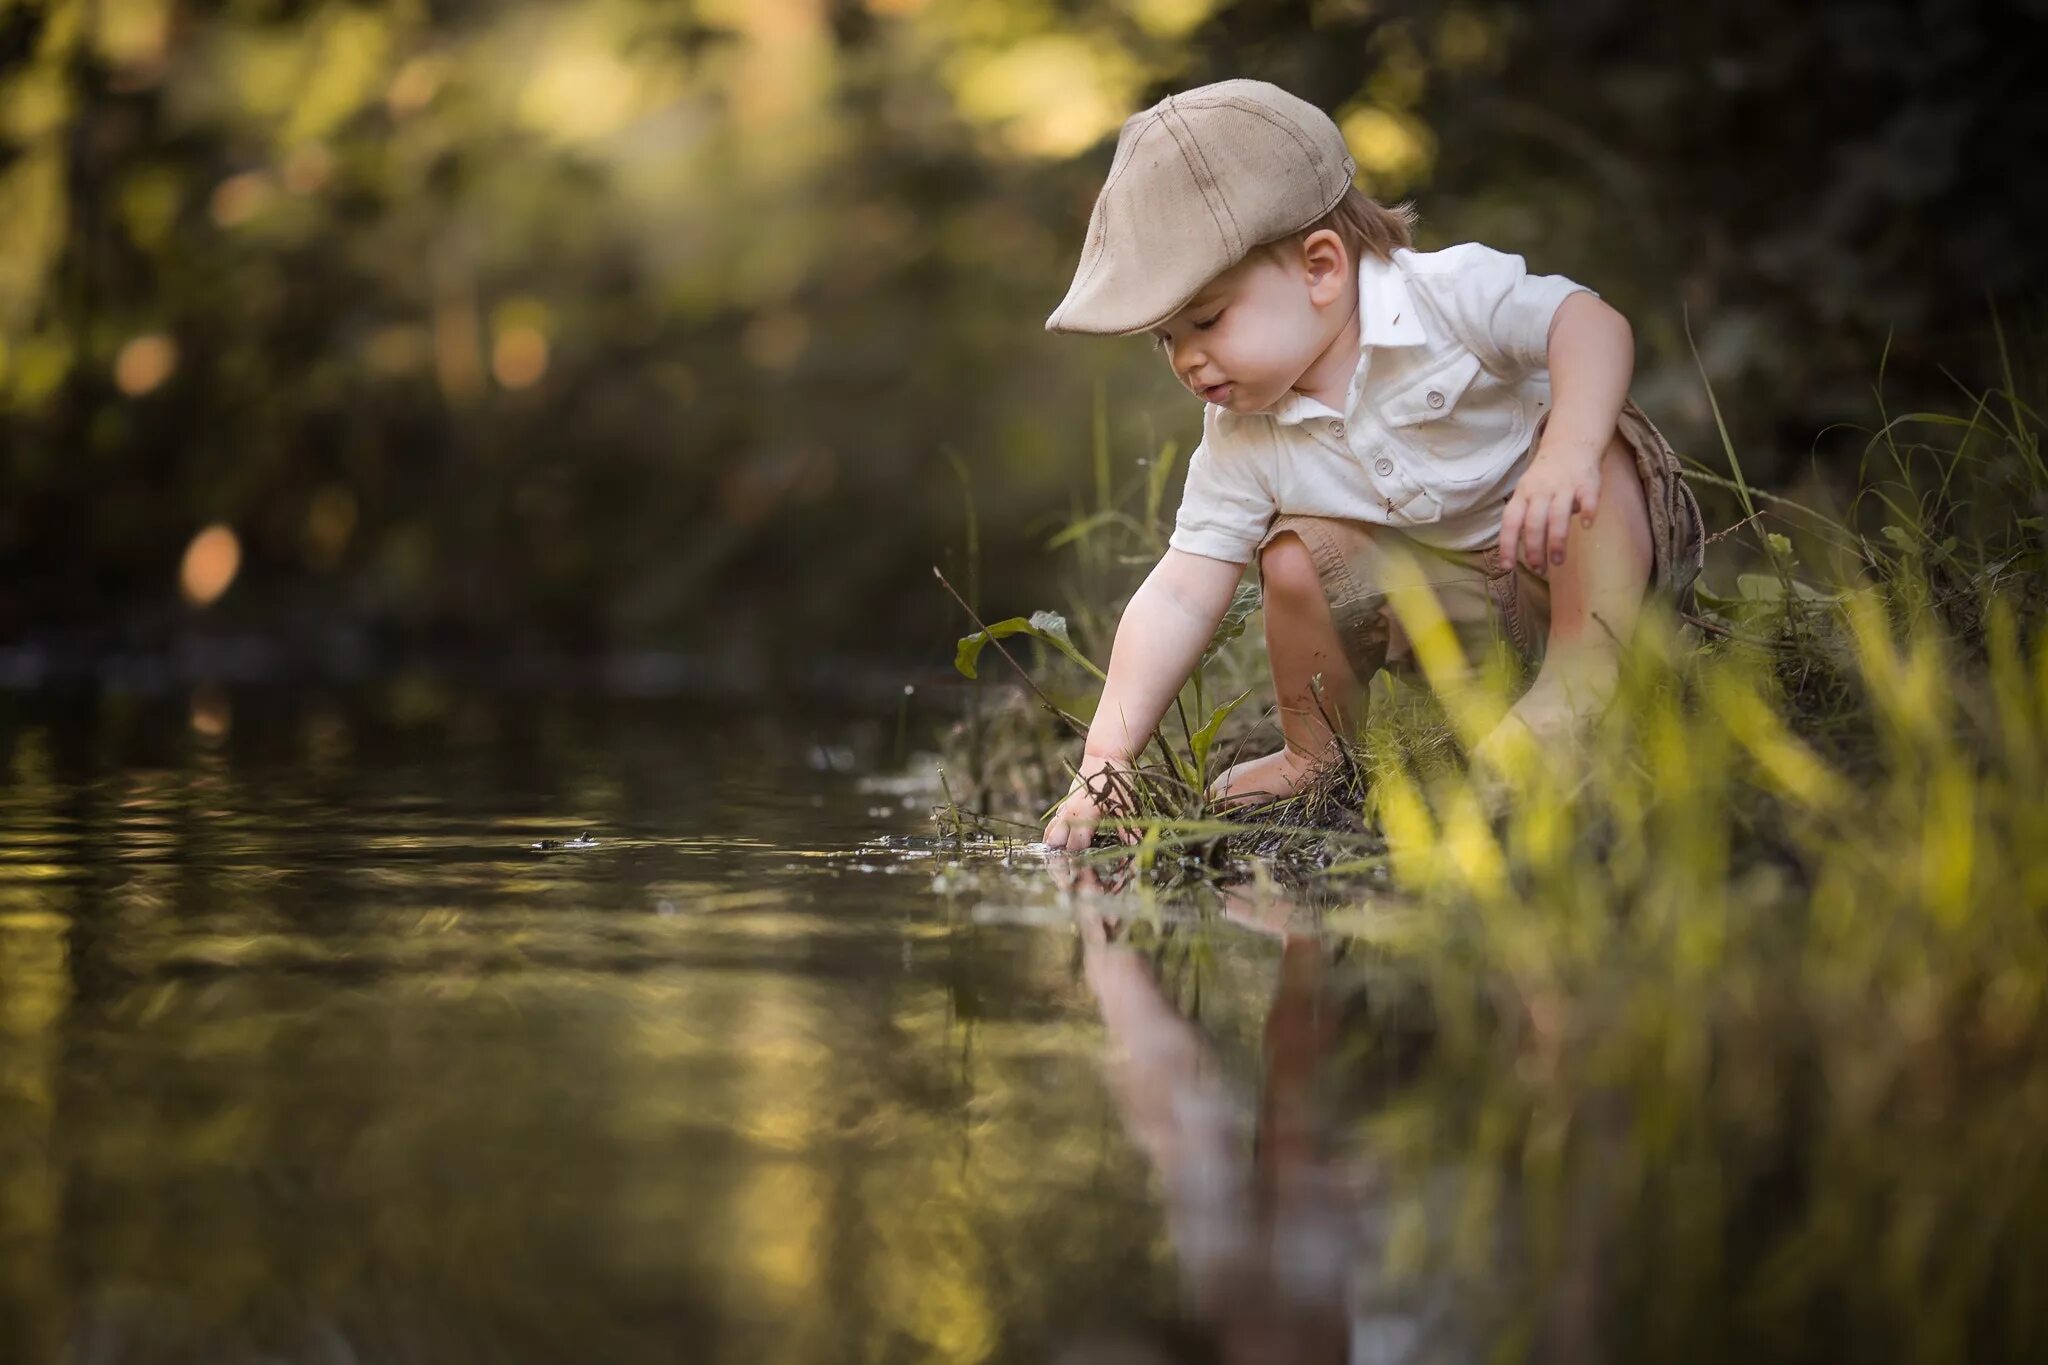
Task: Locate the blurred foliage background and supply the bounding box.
[2,0,2042,685]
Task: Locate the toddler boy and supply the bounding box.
[1041,79,1704,852]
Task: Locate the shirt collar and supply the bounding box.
[1258,249,1427,426]
[1357,248,1427,349]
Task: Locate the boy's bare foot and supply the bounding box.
[1206,745,1321,808]
[1499,687,1596,748]
[1468,670,1611,804]
[1468,709,1542,777]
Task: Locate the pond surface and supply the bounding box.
[0,691,1462,1365]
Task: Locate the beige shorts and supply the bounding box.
[1256,398,1707,682]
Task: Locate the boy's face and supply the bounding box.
[1146,231,1353,414]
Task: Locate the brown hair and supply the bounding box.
[1255,186,1417,269]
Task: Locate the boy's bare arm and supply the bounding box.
[1084,548,1246,759]
[1500,291,1634,572]
[1044,547,1246,851]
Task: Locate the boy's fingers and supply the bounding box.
[1548,499,1573,566]
[1534,496,1559,570]
[1520,493,1550,569]
[1048,810,1091,853]
[1577,481,1600,527]
[1498,498,1525,566]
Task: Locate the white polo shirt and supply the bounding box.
[1168,241,1596,563]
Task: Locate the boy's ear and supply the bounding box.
[1301,228,1348,305]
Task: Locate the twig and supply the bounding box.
[1682,610,1737,638]
[1681,611,1795,648]
[932,804,1044,833]
[1703,510,1767,547]
[932,565,1089,737]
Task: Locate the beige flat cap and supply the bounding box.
[1045,79,1357,337]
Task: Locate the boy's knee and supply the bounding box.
[1596,431,1656,552]
[1258,531,1326,607]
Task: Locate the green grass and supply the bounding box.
[932,329,2048,1362]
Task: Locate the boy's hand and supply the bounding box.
[1500,444,1602,573]
[1044,752,1138,853]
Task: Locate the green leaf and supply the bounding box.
[1026,608,1074,646]
[1765,531,1793,557]
[1199,579,1261,667]
[1733,574,1786,602]
[1189,688,1253,778]
[1735,572,1840,604]
[954,612,1106,681]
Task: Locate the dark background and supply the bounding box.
[2,0,2042,689]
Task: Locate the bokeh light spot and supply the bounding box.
[180,523,241,607]
[386,55,446,116]
[94,0,172,72]
[519,43,641,143]
[189,683,230,740]
[946,37,1140,159]
[114,334,178,396]
[491,325,550,389]
[1338,105,1436,190]
[209,171,274,227]
[1127,0,1222,39]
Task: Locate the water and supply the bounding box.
[0,692,1458,1365]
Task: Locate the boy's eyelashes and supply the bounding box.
[1151,312,1223,350]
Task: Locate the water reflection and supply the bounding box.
[0,693,1480,1363]
[1059,878,1478,1365]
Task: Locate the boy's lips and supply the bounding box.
[1200,382,1233,402]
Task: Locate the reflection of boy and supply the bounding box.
[1074,898,1474,1364]
[1040,80,1704,851]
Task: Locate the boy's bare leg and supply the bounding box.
[1480,432,1653,757]
[1207,532,1367,805]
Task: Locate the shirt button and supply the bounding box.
[1375,458,1394,476]
[1329,420,1346,437]
[1426,389,1446,410]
